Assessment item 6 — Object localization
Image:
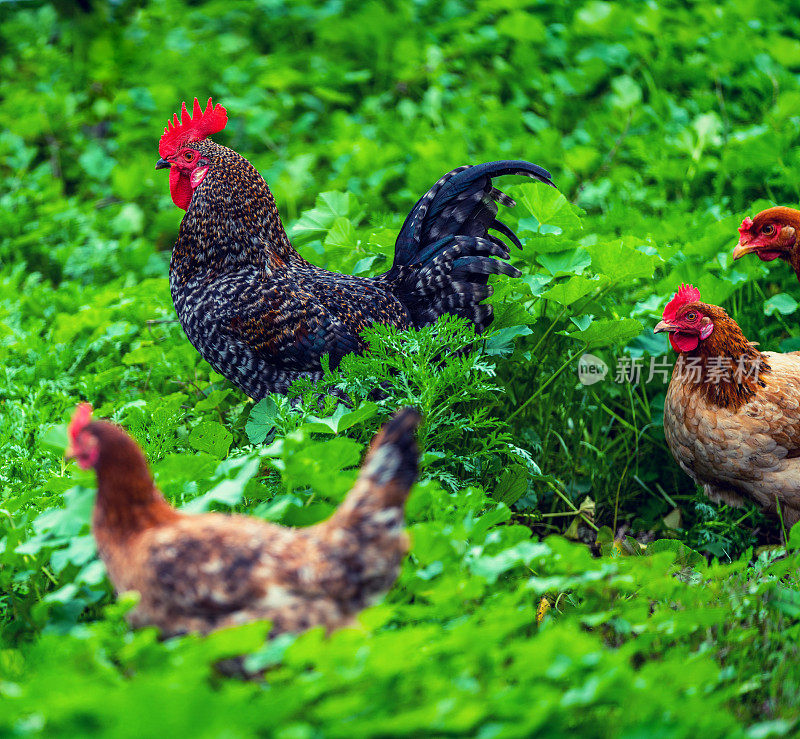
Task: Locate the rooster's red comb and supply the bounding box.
[68,403,93,443]
[738,216,754,238]
[158,97,228,158]
[663,284,701,321]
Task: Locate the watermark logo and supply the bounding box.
[578,353,609,385]
[577,354,764,387]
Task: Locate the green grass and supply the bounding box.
[3,0,800,734]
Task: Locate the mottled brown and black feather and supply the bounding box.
[168,140,552,398]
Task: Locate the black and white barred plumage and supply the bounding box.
[168,139,553,399]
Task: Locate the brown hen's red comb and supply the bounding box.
[738,216,754,238]
[68,403,93,442]
[158,97,228,158]
[663,284,701,321]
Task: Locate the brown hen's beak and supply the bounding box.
[653,320,673,334]
[732,240,757,260]
[64,443,76,461]
[155,158,171,170]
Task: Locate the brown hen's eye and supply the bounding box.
[763,224,775,235]
[686,312,697,321]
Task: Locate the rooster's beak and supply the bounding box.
[155,158,171,170]
[653,320,673,334]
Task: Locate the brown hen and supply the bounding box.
[656,284,800,527]
[66,404,420,637]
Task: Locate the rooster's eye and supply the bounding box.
[685,312,697,321]
[183,151,194,162]
[762,224,775,235]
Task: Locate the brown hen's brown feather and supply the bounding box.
[76,408,420,638]
[662,301,800,527]
[670,303,769,411]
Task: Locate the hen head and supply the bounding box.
[654,284,715,353]
[155,97,228,210]
[733,207,800,263]
[66,403,99,469]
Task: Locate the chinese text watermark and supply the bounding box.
[578,354,764,386]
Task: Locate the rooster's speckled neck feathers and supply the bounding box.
[172,140,302,278]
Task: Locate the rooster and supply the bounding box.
[66,403,420,637]
[655,284,800,527]
[155,98,554,399]
[733,207,800,279]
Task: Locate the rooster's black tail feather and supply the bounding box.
[379,160,554,332]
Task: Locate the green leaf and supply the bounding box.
[121,343,165,366]
[290,191,359,239]
[787,521,800,551]
[182,456,261,513]
[570,318,643,348]
[489,296,538,329]
[51,534,96,572]
[246,397,281,444]
[496,12,546,42]
[324,216,357,248]
[16,486,95,557]
[78,142,114,180]
[188,421,233,459]
[195,389,231,412]
[538,248,591,276]
[483,325,533,357]
[586,241,662,282]
[575,0,614,30]
[302,402,377,434]
[244,632,297,673]
[645,539,705,568]
[494,465,529,506]
[768,35,800,68]
[284,437,362,501]
[610,75,642,110]
[40,423,68,454]
[541,275,603,305]
[692,274,740,307]
[570,314,593,331]
[469,540,549,584]
[352,255,380,274]
[511,182,583,232]
[764,293,798,317]
[111,203,144,235]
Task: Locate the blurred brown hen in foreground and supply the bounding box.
[66,404,420,637]
[656,284,800,528]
